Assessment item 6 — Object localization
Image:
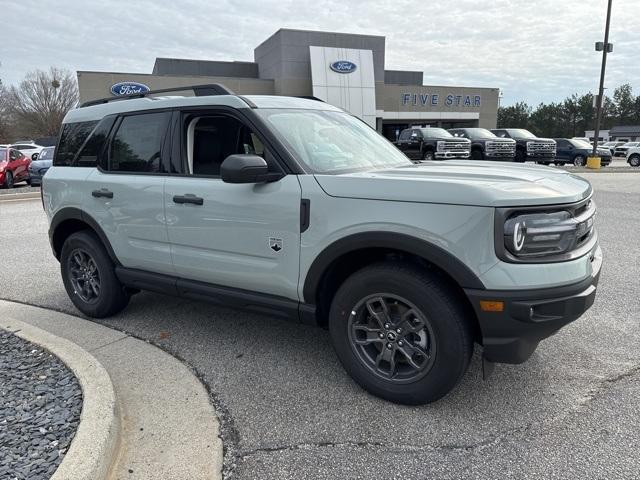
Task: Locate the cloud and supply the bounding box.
[1,0,637,105]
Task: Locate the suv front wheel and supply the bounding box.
[60,231,130,318]
[329,262,473,405]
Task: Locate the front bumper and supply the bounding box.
[435,151,470,159]
[465,248,602,364]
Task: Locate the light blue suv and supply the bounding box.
[43,85,602,404]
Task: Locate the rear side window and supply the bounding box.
[75,116,116,167]
[109,112,170,173]
[54,121,99,166]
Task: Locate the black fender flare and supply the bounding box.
[49,207,120,265]
[302,231,485,303]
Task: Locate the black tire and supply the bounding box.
[471,149,483,160]
[3,170,13,189]
[329,262,473,405]
[629,154,640,167]
[26,178,31,186]
[423,150,435,161]
[514,149,526,163]
[60,230,130,318]
[573,155,586,167]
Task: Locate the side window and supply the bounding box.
[109,112,170,173]
[410,129,421,139]
[185,114,277,177]
[10,149,18,161]
[494,130,506,138]
[54,122,99,166]
[75,116,116,168]
[398,130,410,141]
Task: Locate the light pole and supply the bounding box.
[592,0,613,156]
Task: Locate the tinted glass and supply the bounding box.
[75,117,116,167]
[461,128,497,139]
[38,147,55,160]
[0,148,6,160]
[399,130,411,140]
[420,128,453,138]
[256,109,411,174]
[55,121,99,166]
[506,129,536,139]
[109,112,169,173]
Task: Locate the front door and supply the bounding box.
[9,149,29,182]
[555,140,571,162]
[164,110,302,300]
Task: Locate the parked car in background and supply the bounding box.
[554,138,612,166]
[490,128,556,163]
[394,127,470,161]
[571,137,592,145]
[614,142,640,158]
[625,146,640,167]
[600,141,625,155]
[0,147,31,188]
[10,141,46,160]
[28,146,55,186]
[448,128,516,160]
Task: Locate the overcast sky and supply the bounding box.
[2,0,638,106]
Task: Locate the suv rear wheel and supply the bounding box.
[60,231,130,318]
[573,155,586,166]
[329,262,473,405]
[629,154,640,167]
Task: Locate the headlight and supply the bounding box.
[437,141,445,152]
[501,201,596,260]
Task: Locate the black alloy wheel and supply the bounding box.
[348,294,436,383]
[67,248,101,304]
[423,150,435,161]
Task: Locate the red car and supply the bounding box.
[0,147,31,188]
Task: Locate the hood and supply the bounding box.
[526,137,555,143]
[314,161,592,207]
[30,159,53,169]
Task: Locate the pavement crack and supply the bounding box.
[89,335,129,352]
[577,363,640,407]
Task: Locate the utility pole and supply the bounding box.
[592,0,613,156]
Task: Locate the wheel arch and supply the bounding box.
[50,207,120,265]
[303,232,485,333]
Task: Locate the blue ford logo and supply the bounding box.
[330,61,357,74]
[110,82,151,96]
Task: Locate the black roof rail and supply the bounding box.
[79,83,235,108]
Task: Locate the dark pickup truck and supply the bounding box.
[394,127,471,161]
[448,128,516,161]
[491,128,556,163]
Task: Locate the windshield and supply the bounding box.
[38,147,54,160]
[256,109,412,173]
[419,128,453,139]
[459,128,497,139]
[507,129,536,139]
[570,140,592,149]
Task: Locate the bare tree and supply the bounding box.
[7,67,78,138]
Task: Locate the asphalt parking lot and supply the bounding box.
[1,172,638,479]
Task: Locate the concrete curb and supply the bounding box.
[0,317,119,480]
[0,299,223,479]
[0,191,41,202]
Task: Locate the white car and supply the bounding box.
[8,142,45,160]
[626,146,640,167]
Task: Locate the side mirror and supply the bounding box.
[220,154,281,184]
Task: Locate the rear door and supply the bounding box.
[395,129,412,157]
[83,111,174,275]
[163,108,302,300]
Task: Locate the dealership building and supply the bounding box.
[77,28,499,140]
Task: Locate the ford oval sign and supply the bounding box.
[330,61,357,74]
[110,81,151,96]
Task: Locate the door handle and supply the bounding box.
[173,194,203,206]
[92,189,113,199]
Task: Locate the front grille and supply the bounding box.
[440,141,470,153]
[486,141,516,155]
[527,142,556,154]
